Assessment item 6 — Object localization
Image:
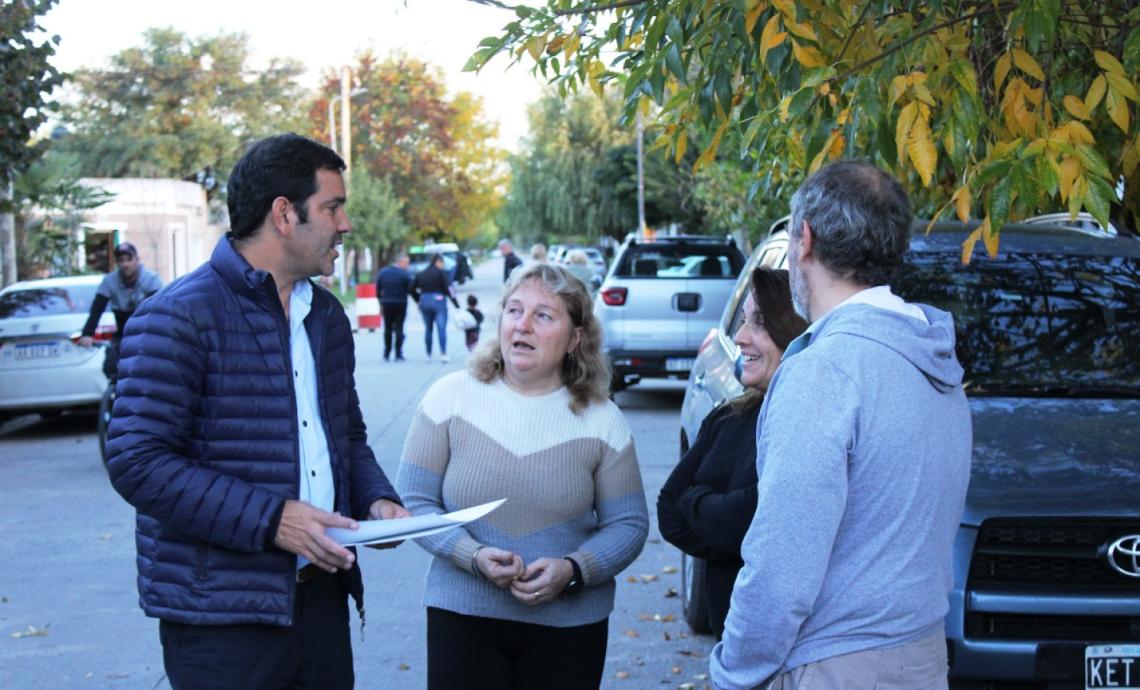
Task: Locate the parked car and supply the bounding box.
[0,275,116,423]
[595,234,745,392]
[676,217,1140,687]
[409,242,472,284]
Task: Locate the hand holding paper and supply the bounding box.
[325,498,506,547]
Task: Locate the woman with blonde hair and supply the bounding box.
[529,242,548,263]
[397,263,649,690]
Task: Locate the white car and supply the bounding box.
[0,275,115,422]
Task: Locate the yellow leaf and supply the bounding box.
[895,101,919,168]
[809,130,839,173]
[954,185,972,222]
[1069,175,1088,219]
[1063,95,1090,120]
[1062,120,1096,145]
[779,94,792,122]
[1122,136,1140,177]
[1094,50,1126,76]
[525,36,546,62]
[674,130,688,165]
[693,120,728,172]
[913,83,936,106]
[759,15,787,63]
[1107,88,1131,133]
[745,2,765,35]
[907,115,938,186]
[889,75,908,109]
[772,0,796,19]
[785,19,818,42]
[564,33,581,60]
[829,132,845,158]
[961,227,983,265]
[995,52,1011,93]
[981,216,1000,258]
[1011,48,1045,81]
[1106,72,1140,102]
[1085,75,1107,112]
[791,40,827,68]
[907,71,928,86]
[943,130,956,157]
[1058,156,1080,201]
[836,107,850,126]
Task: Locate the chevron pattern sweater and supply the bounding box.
[396,370,649,627]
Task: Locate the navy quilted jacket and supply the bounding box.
[106,237,400,626]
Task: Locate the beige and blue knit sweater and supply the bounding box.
[396,370,649,627]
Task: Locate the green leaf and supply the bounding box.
[665,44,686,83]
[800,66,837,88]
[1084,175,1115,231]
[1074,144,1113,181]
[786,88,815,120]
[666,16,685,48]
[1037,156,1059,196]
[990,173,1013,233]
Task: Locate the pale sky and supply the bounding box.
[41,0,547,151]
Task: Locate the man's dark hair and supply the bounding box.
[467,294,478,307]
[226,134,346,240]
[788,160,912,286]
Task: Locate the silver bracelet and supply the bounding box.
[470,545,486,578]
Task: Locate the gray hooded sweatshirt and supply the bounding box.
[710,302,972,690]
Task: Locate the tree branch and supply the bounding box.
[836,0,878,65]
[833,2,1015,83]
[554,0,651,17]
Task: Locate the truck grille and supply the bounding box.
[965,613,1140,641]
[970,519,1140,593]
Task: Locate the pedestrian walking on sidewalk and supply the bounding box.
[412,253,460,363]
[377,253,413,361]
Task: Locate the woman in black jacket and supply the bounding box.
[657,267,807,638]
[412,253,460,362]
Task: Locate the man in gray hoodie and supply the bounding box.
[710,161,972,690]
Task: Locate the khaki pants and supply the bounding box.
[762,631,948,690]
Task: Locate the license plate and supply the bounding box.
[666,357,694,372]
[1086,644,1140,688]
[14,341,61,360]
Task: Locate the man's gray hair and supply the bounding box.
[788,160,912,286]
[498,238,512,249]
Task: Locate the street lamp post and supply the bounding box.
[325,66,367,293]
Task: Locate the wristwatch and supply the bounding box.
[562,557,584,596]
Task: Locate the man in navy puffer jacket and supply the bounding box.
[106,133,409,689]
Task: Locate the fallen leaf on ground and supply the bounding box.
[100,534,113,541]
[626,576,638,583]
[663,631,672,641]
[679,684,696,690]
[615,671,629,679]
[639,574,658,583]
[624,629,639,638]
[662,565,677,574]
[11,625,48,638]
[664,587,678,598]
[647,538,661,544]
[637,613,654,621]
[672,666,682,674]
[676,649,698,657]
[695,673,709,680]
[398,663,410,671]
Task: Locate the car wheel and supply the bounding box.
[681,552,711,634]
[97,385,114,466]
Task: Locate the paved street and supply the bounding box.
[0,257,716,689]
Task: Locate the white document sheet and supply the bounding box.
[325,498,506,547]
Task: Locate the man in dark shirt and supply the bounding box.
[499,238,523,283]
[376,254,413,361]
[78,242,163,379]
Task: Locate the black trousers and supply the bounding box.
[381,303,407,358]
[159,573,353,690]
[426,607,608,690]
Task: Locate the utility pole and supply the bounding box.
[636,110,646,236]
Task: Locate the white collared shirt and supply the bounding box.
[289,281,335,519]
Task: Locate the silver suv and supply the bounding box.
[595,234,745,392]
[676,218,1140,687]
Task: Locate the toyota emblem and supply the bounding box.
[1107,535,1140,578]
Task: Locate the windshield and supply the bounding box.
[893,251,1140,396]
[615,244,744,278]
[0,285,98,319]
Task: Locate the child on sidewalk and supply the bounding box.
[464,294,484,351]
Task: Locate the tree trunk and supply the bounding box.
[1,182,16,287]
